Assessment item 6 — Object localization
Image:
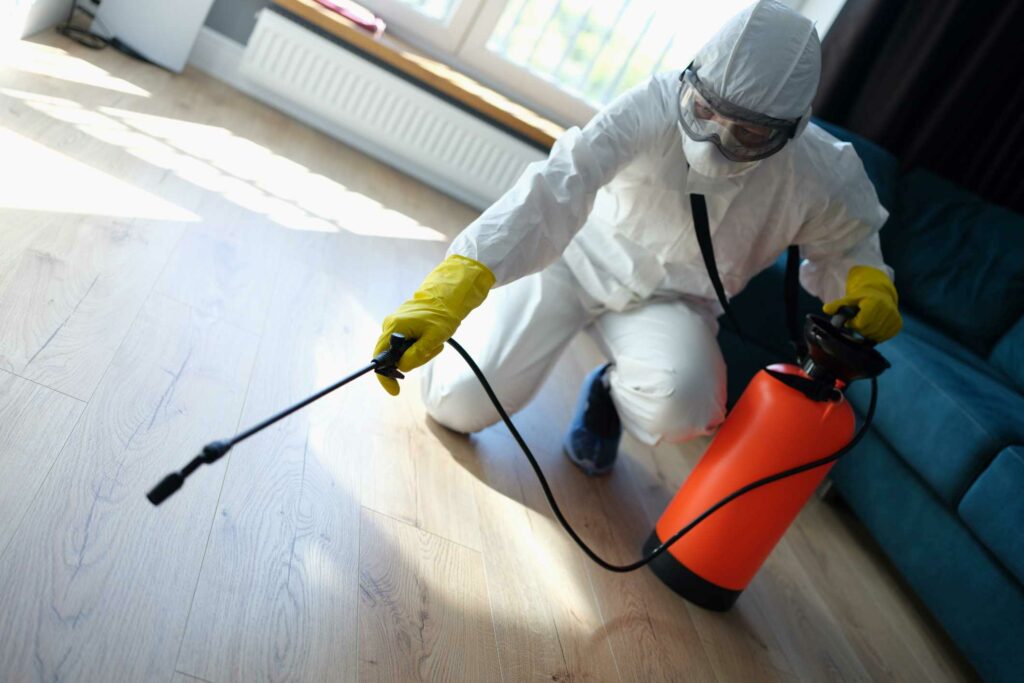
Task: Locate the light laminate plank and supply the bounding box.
[0,90,196,400]
[743,539,874,683]
[176,252,367,683]
[617,435,797,683]
[358,395,484,552]
[173,671,215,683]
[357,507,501,683]
[462,425,623,682]
[468,344,717,683]
[153,203,286,335]
[11,220,185,400]
[0,294,258,682]
[0,369,83,554]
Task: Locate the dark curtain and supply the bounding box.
[814,0,1024,213]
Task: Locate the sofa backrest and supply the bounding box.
[815,120,1024,368]
[885,169,1024,356]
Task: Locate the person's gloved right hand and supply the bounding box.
[373,254,495,395]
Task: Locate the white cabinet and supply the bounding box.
[94,0,216,72]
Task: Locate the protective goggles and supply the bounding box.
[677,69,799,162]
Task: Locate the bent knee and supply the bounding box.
[611,364,725,444]
[646,389,725,443]
[422,372,495,434]
[422,355,526,435]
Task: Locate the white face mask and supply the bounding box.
[681,129,760,179]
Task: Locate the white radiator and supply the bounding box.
[240,10,546,209]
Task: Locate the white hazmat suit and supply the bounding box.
[421,0,891,445]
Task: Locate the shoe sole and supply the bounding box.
[562,435,615,477]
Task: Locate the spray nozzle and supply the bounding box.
[146,440,232,505]
[146,472,184,505]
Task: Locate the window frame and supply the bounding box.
[358,0,843,129]
[361,0,601,126]
[358,0,488,53]
[454,0,598,126]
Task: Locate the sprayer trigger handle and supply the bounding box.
[373,333,416,379]
[830,305,860,329]
[829,305,874,346]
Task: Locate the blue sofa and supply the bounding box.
[717,121,1024,683]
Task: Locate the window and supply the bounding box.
[361,0,846,126]
[362,0,486,52]
[487,0,684,106]
[392,0,460,21]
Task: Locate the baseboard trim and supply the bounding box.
[187,25,246,81]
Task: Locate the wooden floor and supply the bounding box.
[0,33,978,682]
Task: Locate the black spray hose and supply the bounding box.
[446,338,877,572]
[148,334,876,575]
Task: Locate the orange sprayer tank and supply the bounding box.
[643,363,855,610]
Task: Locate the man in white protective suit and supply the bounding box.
[372,0,903,475]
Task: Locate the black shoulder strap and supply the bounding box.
[784,244,807,359]
[689,193,744,339]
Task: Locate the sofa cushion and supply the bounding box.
[899,315,1000,380]
[814,119,899,213]
[846,327,1024,506]
[883,169,1024,354]
[990,317,1024,393]
[831,431,1024,683]
[960,446,1024,585]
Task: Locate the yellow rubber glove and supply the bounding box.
[374,254,495,395]
[823,265,903,343]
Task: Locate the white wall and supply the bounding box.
[3,0,73,40]
[204,0,268,44]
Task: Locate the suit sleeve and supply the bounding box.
[447,76,671,286]
[795,142,893,304]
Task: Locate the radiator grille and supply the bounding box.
[241,11,545,207]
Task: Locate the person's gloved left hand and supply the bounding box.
[373,254,495,396]
[823,265,902,343]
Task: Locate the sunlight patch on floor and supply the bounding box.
[0,127,198,221]
[103,107,449,241]
[3,78,446,239]
[0,40,150,97]
[498,486,605,620]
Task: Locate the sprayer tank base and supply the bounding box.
[643,532,741,612]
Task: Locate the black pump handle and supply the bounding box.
[830,305,859,328]
[828,305,875,347]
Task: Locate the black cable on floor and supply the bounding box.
[57,3,109,50]
[445,337,877,573]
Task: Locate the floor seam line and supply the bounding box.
[0,368,87,403]
[358,506,483,555]
[0,399,86,564]
[81,224,190,406]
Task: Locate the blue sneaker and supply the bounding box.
[564,364,622,476]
